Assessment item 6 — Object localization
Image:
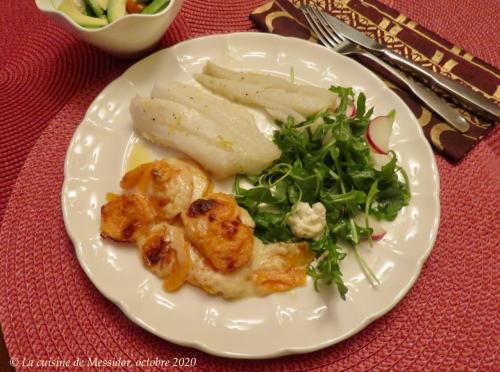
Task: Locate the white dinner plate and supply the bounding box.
[62,33,440,358]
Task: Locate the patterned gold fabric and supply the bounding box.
[250,0,500,161]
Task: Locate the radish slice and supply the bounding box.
[366,111,395,154]
[345,102,356,117]
[354,213,386,241]
[370,153,392,170]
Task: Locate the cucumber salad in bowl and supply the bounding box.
[59,0,171,28]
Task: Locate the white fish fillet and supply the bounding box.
[152,81,255,128]
[195,62,338,122]
[130,96,280,179]
[151,82,277,159]
[204,61,338,103]
[152,82,280,167]
[194,73,306,122]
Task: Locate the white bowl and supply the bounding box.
[35,0,184,57]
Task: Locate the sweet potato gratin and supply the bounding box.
[100,158,313,298]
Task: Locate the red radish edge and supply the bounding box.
[366,112,395,155]
[345,102,356,118]
[369,222,386,241]
[371,231,386,241]
[353,213,387,242]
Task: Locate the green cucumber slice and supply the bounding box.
[59,0,108,28]
[141,0,170,15]
[97,0,110,11]
[107,0,127,23]
[84,0,105,17]
[72,0,87,14]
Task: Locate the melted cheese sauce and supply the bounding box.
[188,244,256,298]
[187,239,312,299]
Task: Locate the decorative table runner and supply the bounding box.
[0,0,498,370]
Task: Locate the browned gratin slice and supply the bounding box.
[182,193,255,272]
[100,193,156,242]
[120,158,210,220]
[252,242,315,296]
[136,222,191,292]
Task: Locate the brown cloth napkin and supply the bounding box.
[250,0,500,161]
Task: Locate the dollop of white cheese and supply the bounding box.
[287,202,327,239]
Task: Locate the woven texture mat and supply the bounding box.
[0,0,499,370]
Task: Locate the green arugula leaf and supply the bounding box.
[307,229,348,299]
[356,92,366,118]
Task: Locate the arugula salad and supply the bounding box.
[234,86,411,299]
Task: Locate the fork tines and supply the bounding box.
[301,6,346,48]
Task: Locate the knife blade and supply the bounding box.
[323,12,500,120]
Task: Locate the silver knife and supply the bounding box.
[323,12,500,120]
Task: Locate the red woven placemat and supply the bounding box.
[0,0,499,370]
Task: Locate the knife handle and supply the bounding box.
[356,50,470,132]
[382,49,500,119]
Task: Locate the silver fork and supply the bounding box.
[302,6,470,133]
